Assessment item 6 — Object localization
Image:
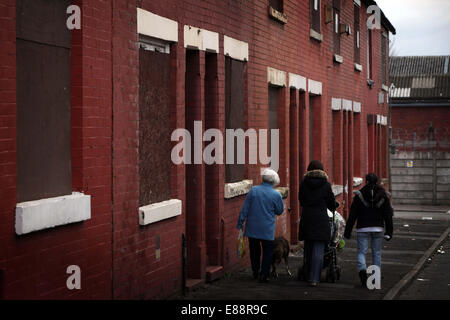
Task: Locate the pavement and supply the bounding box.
[398,236,450,300]
[180,206,450,300]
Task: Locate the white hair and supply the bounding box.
[261,168,280,187]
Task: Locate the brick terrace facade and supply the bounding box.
[0,0,394,299]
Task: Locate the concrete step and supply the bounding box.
[186,278,204,292]
[206,265,224,282]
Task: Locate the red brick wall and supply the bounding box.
[0,0,391,299]
[0,0,112,299]
[392,106,450,152]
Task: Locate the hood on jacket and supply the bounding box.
[303,170,329,189]
[356,184,387,208]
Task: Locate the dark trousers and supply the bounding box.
[248,238,274,278]
[303,240,326,282]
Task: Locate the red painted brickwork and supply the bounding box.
[0,0,391,299]
[392,107,450,152]
[0,0,112,299]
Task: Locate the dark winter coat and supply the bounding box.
[298,170,337,242]
[344,184,394,239]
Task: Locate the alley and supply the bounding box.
[182,206,450,300]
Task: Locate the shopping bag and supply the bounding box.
[237,229,245,259]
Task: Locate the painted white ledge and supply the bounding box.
[353,177,363,187]
[15,192,91,235]
[382,84,389,92]
[334,54,344,64]
[289,73,307,91]
[310,29,323,42]
[342,99,353,111]
[139,199,182,226]
[184,25,219,53]
[332,97,342,111]
[268,67,286,87]
[137,8,178,42]
[224,180,253,199]
[354,0,361,7]
[275,187,289,199]
[353,101,361,113]
[308,79,322,96]
[354,63,363,72]
[332,185,344,196]
[224,35,249,62]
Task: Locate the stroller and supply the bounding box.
[298,208,346,283]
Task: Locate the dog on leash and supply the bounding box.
[271,237,292,278]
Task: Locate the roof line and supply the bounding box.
[362,0,396,34]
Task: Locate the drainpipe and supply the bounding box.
[220,218,225,267]
[181,233,187,296]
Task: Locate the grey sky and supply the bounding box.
[376,0,450,56]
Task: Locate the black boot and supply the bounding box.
[359,270,368,288]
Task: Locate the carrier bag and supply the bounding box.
[237,229,246,259]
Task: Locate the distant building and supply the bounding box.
[389,56,450,205]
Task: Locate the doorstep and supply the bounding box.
[206,265,224,282]
[186,278,205,292]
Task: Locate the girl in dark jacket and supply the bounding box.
[344,173,394,288]
[298,160,337,287]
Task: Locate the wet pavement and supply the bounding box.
[181,213,450,300]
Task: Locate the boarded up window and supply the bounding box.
[354,4,361,64]
[225,57,245,183]
[269,0,283,12]
[333,0,341,55]
[381,33,387,85]
[310,0,321,33]
[139,47,172,206]
[16,0,72,202]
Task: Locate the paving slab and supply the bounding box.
[179,218,449,300]
[398,235,450,300]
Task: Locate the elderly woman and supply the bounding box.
[236,168,285,283]
[298,160,337,287]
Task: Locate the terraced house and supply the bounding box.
[0,0,395,299]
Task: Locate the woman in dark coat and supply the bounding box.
[344,173,393,288]
[298,160,337,286]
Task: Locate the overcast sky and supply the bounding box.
[376,0,450,56]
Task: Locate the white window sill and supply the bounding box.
[139,199,182,226]
[334,54,344,64]
[275,187,289,199]
[310,29,323,42]
[15,192,91,235]
[353,177,363,187]
[354,63,363,72]
[382,84,389,92]
[224,180,253,199]
[332,185,344,196]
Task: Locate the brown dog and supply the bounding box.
[271,237,292,278]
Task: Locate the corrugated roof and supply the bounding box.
[390,56,449,76]
[389,56,450,101]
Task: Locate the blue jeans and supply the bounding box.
[304,240,326,282]
[357,232,383,272]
